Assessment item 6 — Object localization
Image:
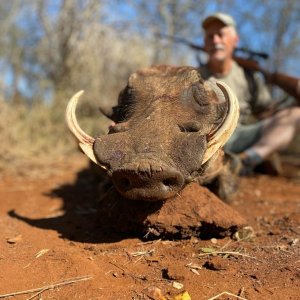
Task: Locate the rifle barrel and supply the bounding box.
[157,33,269,60]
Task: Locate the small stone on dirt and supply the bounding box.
[210,238,218,244]
[162,267,185,281]
[172,281,184,290]
[6,234,22,244]
[203,259,228,271]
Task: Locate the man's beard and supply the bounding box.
[209,44,227,62]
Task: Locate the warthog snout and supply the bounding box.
[111,160,184,201]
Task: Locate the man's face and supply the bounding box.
[204,21,239,63]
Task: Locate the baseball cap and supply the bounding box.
[202,12,236,29]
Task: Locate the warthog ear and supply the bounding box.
[105,86,136,123]
[202,81,240,164]
[203,79,226,104]
[203,79,230,125]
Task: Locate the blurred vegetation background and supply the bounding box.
[1,0,300,176]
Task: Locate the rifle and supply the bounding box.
[157,33,300,102]
[157,33,269,61]
[234,57,300,102]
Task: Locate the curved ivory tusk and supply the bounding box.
[78,142,98,165]
[202,81,240,164]
[65,90,106,169]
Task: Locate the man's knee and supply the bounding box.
[290,106,300,127]
[283,106,300,129]
[270,106,300,127]
[282,106,300,117]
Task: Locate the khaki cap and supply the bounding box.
[202,12,236,29]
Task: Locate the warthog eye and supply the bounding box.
[179,121,201,133]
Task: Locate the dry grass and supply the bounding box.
[0,97,109,177]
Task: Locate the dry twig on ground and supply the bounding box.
[0,275,93,299]
[208,291,248,300]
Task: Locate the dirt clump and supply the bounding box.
[97,183,246,239]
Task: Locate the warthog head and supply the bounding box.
[66,65,239,201]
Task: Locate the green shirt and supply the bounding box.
[199,61,272,125]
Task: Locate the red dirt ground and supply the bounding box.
[0,156,299,300]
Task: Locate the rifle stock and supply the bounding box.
[270,73,300,101]
[232,56,261,72]
[236,57,300,101]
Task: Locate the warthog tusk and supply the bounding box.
[202,81,239,164]
[65,90,107,169]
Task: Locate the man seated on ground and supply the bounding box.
[200,12,300,174]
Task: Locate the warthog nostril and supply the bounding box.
[112,164,184,201]
[162,177,179,188]
[118,177,131,190]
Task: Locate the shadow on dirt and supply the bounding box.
[8,166,146,244]
[8,164,247,243]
